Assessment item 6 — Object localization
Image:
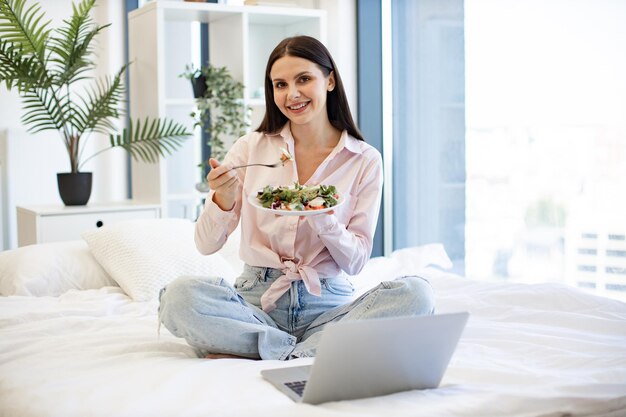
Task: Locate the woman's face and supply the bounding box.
[270,55,335,128]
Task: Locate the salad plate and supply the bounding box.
[248,184,344,217]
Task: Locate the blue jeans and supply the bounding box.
[158,264,435,360]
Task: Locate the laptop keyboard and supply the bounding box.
[284,380,307,397]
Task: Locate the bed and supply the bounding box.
[1,218,625,417]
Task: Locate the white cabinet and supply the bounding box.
[127,2,326,219]
[16,203,161,246]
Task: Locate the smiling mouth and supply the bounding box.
[287,102,309,112]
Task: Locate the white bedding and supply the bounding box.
[1,249,625,417]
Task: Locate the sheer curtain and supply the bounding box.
[391,0,626,301]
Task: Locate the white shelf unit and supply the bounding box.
[127,1,326,219]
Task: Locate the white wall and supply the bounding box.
[90,0,130,203]
[318,0,358,120]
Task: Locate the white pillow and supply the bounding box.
[389,243,453,271]
[0,240,117,297]
[351,244,453,296]
[82,218,236,301]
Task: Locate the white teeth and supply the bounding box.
[289,102,307,110]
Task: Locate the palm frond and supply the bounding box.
[71,64,127,134]
[20,87,66,133]
[0,0,51,62]
[48,0,108,86]
[0,38,44,91]
[109,118,192,164]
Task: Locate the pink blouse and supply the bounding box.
[194,123,383,312]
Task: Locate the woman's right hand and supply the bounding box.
[207,158,241,211]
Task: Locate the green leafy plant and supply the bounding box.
[181,63,250,163]
[0,0,192,174]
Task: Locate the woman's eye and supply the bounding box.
[298,76,311,83]
[274,82,286,89]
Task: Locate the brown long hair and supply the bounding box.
[256,36,364,141]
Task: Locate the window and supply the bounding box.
[389,0,626,301]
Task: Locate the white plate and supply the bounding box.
[247,189,344,217]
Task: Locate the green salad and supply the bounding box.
[256,183,340,211]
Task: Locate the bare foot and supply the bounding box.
[204,353,257,360]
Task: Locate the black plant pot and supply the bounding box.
[57,172,93,206]
[191,74,207,98]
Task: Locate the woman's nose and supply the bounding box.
[288,85,300,100]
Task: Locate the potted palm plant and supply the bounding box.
[0,0,192,205]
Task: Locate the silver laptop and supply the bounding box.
[261,311,469,404]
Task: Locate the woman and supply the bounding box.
[159,36,434,360]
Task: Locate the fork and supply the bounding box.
[229,161,283,170]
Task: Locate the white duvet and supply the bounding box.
[1,248,626,417]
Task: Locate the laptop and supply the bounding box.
[261,311,469,404]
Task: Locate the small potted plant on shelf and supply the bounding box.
[181,64,250,191]
[0,0,192,206]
